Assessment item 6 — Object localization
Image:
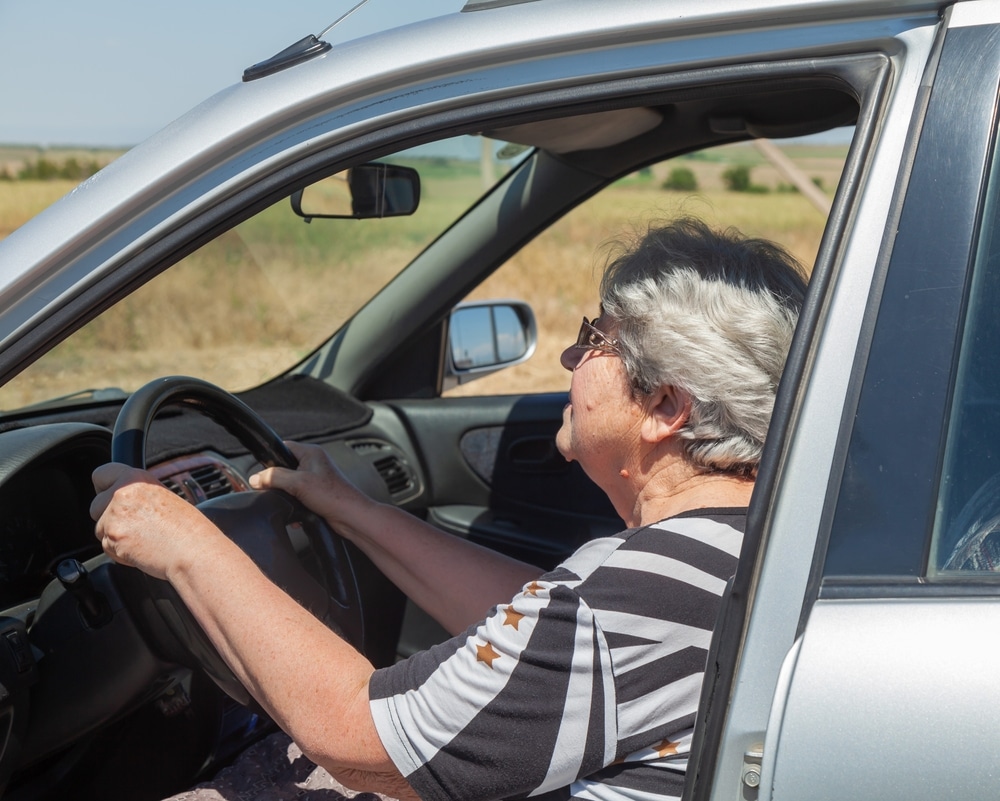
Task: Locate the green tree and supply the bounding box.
[662,166,698,191]
[722,164,769,193]
[722,164,751,192]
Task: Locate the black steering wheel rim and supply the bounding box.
[111,375,365,706]
[112,376,300,469]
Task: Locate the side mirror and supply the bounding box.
[443,301,537,390]
[290,163,420,220]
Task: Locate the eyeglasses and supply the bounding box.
[574,316,620,355]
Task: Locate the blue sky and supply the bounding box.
[0,0,464,147]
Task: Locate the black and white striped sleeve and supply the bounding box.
[369,537,624,801]
[367,512,743,801]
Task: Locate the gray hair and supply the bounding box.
[599,218,806,477]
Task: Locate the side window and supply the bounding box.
[822,24,999,578]
[445,139,846,397]
[932,136,1000,572]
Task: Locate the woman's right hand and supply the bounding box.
[250,441,374,532]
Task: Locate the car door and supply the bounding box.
[698,6,1000,800]
[305,13,937,664]
[301,10,944,656]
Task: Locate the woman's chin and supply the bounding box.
[555,417,574,462]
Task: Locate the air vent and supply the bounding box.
[349,439,420,501]
[161,477,185,498]
[152,456,245,504]
[189,464,234,499]
[374,455,414,496]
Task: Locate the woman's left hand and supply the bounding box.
[90,463,224,580]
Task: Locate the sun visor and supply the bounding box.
[485,108,663,154]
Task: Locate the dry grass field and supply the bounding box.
[0,141,845,408]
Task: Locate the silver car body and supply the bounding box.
[2,0,998,798]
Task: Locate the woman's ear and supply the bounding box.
[640,385,691,444]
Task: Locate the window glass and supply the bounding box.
[931,132,1000,572]
[0,137,524,413]
[446,139,846,397]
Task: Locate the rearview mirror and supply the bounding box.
[443,301,537,390]
[290,163,420,220]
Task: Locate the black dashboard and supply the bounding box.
[0,375,421,611]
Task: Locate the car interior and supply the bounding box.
[0,66,865,800]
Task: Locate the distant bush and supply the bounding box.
[60,157,101,181]
[16,157,102,181]
[18,158,60,180]
[721,164,751,191]
[722,164,769,193]
[777,176,827,195]
[662,166,698,192]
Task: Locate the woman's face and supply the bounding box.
[556,314,646,486]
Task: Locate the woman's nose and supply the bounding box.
[561,345,584,371]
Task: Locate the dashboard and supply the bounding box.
[0,438,259,612]
[0,376,422,618]
[0,429,420,620]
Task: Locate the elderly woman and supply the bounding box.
[91,217,806,801]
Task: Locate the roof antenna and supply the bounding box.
[243,0,374,82]
[319,0,373,40]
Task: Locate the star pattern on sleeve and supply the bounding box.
[655,740,679,758]
[524,581,544,596]
[503,607,525,630]
[476,641,501,668]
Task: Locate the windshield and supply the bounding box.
[0,136,526,413]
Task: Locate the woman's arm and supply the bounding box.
[250,441,541,635]
[90,464,416,799]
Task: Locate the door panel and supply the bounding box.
[768,598,1000,801]
[392,392,621,569]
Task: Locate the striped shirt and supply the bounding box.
[369,509,746,801]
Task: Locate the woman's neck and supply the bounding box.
[625,466,754,528]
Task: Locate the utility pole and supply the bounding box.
[752,138,831,215]
[480,137,495,191]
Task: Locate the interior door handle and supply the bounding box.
[507,436,566,472]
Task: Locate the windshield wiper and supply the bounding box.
[6,387,129,415]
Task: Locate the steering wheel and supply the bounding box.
[111,375,364,706]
